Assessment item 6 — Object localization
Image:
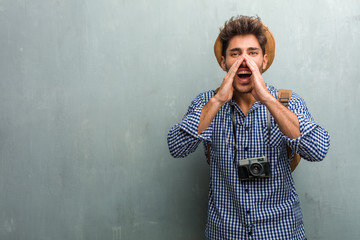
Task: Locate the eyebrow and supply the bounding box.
[228,47,260,52]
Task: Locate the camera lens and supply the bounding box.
[249,163,264,176]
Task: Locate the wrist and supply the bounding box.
[211,95,227,107]
[261,93,277,107]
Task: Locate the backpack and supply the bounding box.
[206,89,301,172]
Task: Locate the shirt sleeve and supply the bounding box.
[283,92,330,162]
[167,91,214,158]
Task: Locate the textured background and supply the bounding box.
[0,0,359,239]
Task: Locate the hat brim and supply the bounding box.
[214,23,275,73]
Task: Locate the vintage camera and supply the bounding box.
[238,156,270,180]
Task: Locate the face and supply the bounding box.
[221,34,268,94]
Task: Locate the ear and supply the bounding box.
[220,56,227,72]
[262,53,268,72]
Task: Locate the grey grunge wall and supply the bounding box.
[0,0,359,239]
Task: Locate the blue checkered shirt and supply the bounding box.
[167,85,330,240]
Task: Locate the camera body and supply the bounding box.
[238,156,270,180]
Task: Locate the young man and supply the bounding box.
[167,16,330,240]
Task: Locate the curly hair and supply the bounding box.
[219,16,267,58]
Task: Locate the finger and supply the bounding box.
[243,55,255,70]
[227,57,243,78]
[244,55,260,73]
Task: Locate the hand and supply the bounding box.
[213,57,243,105]
[244,55,272,103]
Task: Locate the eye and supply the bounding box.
[230,52,240,57]
[249,52,258,56]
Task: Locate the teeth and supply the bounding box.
[237,71,252,74]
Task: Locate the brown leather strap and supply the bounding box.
[278,89,301,172]
[278,89,292,107]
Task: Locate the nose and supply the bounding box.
[240,59,247,67]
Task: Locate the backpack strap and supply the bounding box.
[278,89,301,172]
[278,89,292,107]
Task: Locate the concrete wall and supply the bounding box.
[0,0,359,239]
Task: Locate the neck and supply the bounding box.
[233,91,257,115]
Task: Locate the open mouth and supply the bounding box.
[237,69,252,79]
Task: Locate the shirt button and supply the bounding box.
[246,210,250,215]
[245,126,250,131]
[248,232,252,236]
[244,147,249,151]
[245,189,249,193]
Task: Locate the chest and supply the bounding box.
[210,104,284,162]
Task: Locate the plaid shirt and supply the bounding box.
[167,85,330,240]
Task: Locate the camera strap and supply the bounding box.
[266,108,271,140]
[231,105,270,165]
[230,105,237,164]
[206,88,301,173]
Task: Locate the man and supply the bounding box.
[167,16,330,240]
